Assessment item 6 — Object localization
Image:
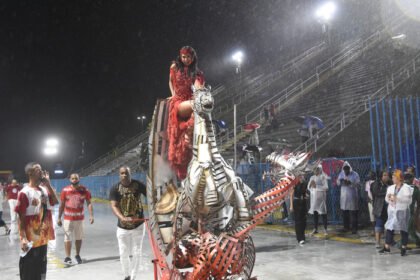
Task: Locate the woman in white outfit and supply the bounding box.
[308,165,329,235]
[379,169,414,256]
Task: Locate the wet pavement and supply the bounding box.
[1,202,419,280]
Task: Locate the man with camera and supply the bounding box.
[337,162,360,234]
[14,162,59,280]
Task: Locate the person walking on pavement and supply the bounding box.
[308,165,329,236]
[405,171,420,248]
[337,162,360,234]
[289,174,308,245]
[15,162,59,280]
[371,171,391,248]
[57,173,94,265]
[6,179,22,233]
[379,169,414,256]
[110,166,147,280]
[0,184,11,235]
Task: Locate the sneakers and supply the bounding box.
[123,277,131,280]
[75,255,82,264]
[299,240,305,245]
[311,229,318,235]
[378,247,390,254]
[323,229,328,236]
[375,242,381,249]
[5,228,11,235]
[64,257,72,265]
[401,247,407,256]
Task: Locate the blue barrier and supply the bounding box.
[370,97,420,175]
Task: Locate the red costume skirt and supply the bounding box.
[167,98,194,180]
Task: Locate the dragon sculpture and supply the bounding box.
[147,86,312,280]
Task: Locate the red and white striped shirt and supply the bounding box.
[60,185,91,221]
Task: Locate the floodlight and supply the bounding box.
[315,2,337,22]
[44,147,58,156]
[232,51,244,65]
[45,138,59,147]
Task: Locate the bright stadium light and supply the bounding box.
[45,138,59,147]
[43,137,59,157]
[315,2,337,22]
[44,146,58,156]
[232,51,244,65]
[232,51,244,75]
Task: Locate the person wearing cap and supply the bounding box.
[379,169,414,256]
[337,162,360,234]
[110,166,147,280]
[167,46,205,180]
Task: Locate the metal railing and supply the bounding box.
[295,52,420,154]
[244,33,383,124]
[77,130,149,176]
[220,17,405,152]
[244,12,406,125]
[213,42,326,115]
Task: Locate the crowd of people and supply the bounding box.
[2,45,419,280]
[1,164,147,280]
[0,45,196,280]
[288,163,420,257]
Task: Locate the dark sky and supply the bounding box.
[0,0,386,178]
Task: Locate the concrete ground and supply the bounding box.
[1,202,419,280]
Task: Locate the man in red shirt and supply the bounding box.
[15,162,59,280]
[57,173,94,265]
[6,179,22,231]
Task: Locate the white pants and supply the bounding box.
[116,224,146,280]
[8,199,19,234]
[8,199,18,222]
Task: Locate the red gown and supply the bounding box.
[167,65,204,180]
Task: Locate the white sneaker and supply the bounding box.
[299,240,305,245]
[311,229,318,235]
[323,229,328,236]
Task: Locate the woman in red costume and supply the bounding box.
[168,46,205,180]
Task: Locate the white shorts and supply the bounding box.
[63,220,84,241]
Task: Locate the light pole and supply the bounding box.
[137,115,146,131]
[231,51,244,171]
[315,2,337,44]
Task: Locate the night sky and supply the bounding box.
[0,0,390,178]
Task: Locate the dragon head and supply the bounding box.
[192,85,214,118]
